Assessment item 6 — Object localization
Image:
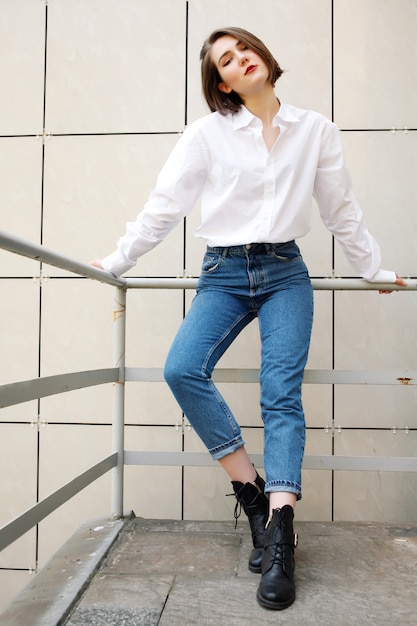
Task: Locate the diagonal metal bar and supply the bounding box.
[0,454,118,552]
[0,229,126,287]
[0,369,120,408]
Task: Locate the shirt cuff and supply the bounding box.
[366,269,397,283]
[101,250,135,278]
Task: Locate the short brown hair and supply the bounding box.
[200,27,283,115]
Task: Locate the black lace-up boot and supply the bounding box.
[256,505,297,610]
[231,472,269,573]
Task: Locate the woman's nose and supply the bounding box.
[239,54,249,65]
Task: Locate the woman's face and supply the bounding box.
[210,35,269,99]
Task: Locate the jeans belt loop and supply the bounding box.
[221,247,229,258]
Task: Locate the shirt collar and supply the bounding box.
[232,105,256,129]
[232,101,301,130]
[275,102,301,125]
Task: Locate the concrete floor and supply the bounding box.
[2,515,417,625]
[67,517,417,626]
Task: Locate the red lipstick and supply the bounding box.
[245,65,257,75]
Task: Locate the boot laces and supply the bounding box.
[226,492,242,529]
[233,500,242,529]
[267,540,295,577]
[266,515,297,570]
[226,478,265,530]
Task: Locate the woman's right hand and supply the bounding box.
[90,259,104,270]
[378,274,407,294]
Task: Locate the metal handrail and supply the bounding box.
[0,228,416,555]
[1,229,414,292]
[0,229,125,288]
[126,276,414,290]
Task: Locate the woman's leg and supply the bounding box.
[269,492,297,511]
[164,266,269,573]
[255,253,313,610]
[164,286,255,461]
[257,272,314,504]
[218,446,257,482]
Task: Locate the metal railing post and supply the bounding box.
[111,286,126,517]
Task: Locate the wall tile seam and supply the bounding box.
[2,128,417,139]
[0,129,186,140]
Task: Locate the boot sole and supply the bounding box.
[248,564,262,574]
[256,589,295,611]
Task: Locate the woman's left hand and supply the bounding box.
[378,274,407,294]
[90,259,104,270]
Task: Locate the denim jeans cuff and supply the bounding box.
[209,437,246,460]
[265,481,302,500]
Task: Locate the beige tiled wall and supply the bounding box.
[1,0,416,611]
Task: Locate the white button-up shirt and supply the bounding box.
[102,102,395,282]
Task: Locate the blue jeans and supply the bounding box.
[164,242,314,498]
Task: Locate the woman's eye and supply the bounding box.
[223,58,231,66]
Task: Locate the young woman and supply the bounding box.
[92,27,405,610]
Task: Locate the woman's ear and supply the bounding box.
[218,82,232,94]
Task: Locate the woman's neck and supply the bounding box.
[243,88,280,127]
